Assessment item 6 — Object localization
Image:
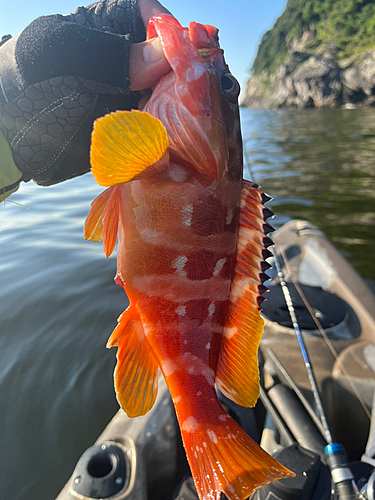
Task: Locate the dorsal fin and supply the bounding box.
[216,180,273,407]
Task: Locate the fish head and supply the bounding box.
[144,14,242,183]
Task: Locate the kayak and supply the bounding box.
[56,220,375,500]
[260,219,375,460]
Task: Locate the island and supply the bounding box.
[242,0,375,109]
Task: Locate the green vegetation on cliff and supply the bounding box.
[252,0,375,75]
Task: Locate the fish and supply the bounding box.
[84,13,294,500]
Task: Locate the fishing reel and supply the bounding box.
[250,446,374,500]
[362,469,375,500]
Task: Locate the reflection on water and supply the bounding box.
[0,108,374,500]
[0,177,124,500]
[242,108,375,284]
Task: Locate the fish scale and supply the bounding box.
[84,13,294,500]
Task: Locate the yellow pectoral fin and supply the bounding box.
[91,110,169,187]
[216,181,270,408]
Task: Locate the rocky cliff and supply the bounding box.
[242,0,375,109]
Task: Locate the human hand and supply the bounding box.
[129,0,172,95]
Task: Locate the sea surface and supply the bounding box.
[1,107,375,500]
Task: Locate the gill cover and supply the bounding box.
[144,14,241,182]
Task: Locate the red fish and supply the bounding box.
[84,14,293,500]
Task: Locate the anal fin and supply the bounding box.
[216,180,272,408]
[107,306,159,417]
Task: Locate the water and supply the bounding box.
[1,108,375,499]
[242,108,375,285]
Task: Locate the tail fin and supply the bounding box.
[181,413,294,500]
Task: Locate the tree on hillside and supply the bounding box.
[252,0,375,75]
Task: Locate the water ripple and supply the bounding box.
[1,109,375,500]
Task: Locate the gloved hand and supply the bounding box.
[0,0,174,202]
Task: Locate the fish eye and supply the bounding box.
[221,73,240,103]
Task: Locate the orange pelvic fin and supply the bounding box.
[107,306,159,417]
[84,185,120,258]
[216,181,271,408]
[183,413,294,500]
[90,110,169,187]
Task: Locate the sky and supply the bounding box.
[0,0,287,99]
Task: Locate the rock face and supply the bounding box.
[242,46,375,109]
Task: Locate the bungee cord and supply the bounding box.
[277,245,371,421]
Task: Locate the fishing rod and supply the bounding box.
[279,245,371,422]
[273,246,364,500]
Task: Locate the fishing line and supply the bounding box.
[2,200,29,208]
[243,145,256,184]
[272,240,371,499]
[278,245,371,421]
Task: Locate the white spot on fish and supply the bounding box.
[196,391,202,396]
[181,204,193,227]
[213,258,226,276]
[230,275,257,300]
[227,485,235,494]
[169,164,187,183]
[203,442,207,448]
[205,342,211,350]
[134,321,145,341]
[181,353,215,384]
[221,386,238,397]
[139,228,163,246]
[184,339,188,345]
[173,255,188,276]
[207,430,218,443]
[226,209,234,225]
[182,416,199,432]
[237,227,260,252]
[219,414,227,422]
[186,62,205,82]
[173,395,182,403]
[208,303,215,316]
[224,326,238,339]
[161,359,177,376]
[176,305,186,316]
